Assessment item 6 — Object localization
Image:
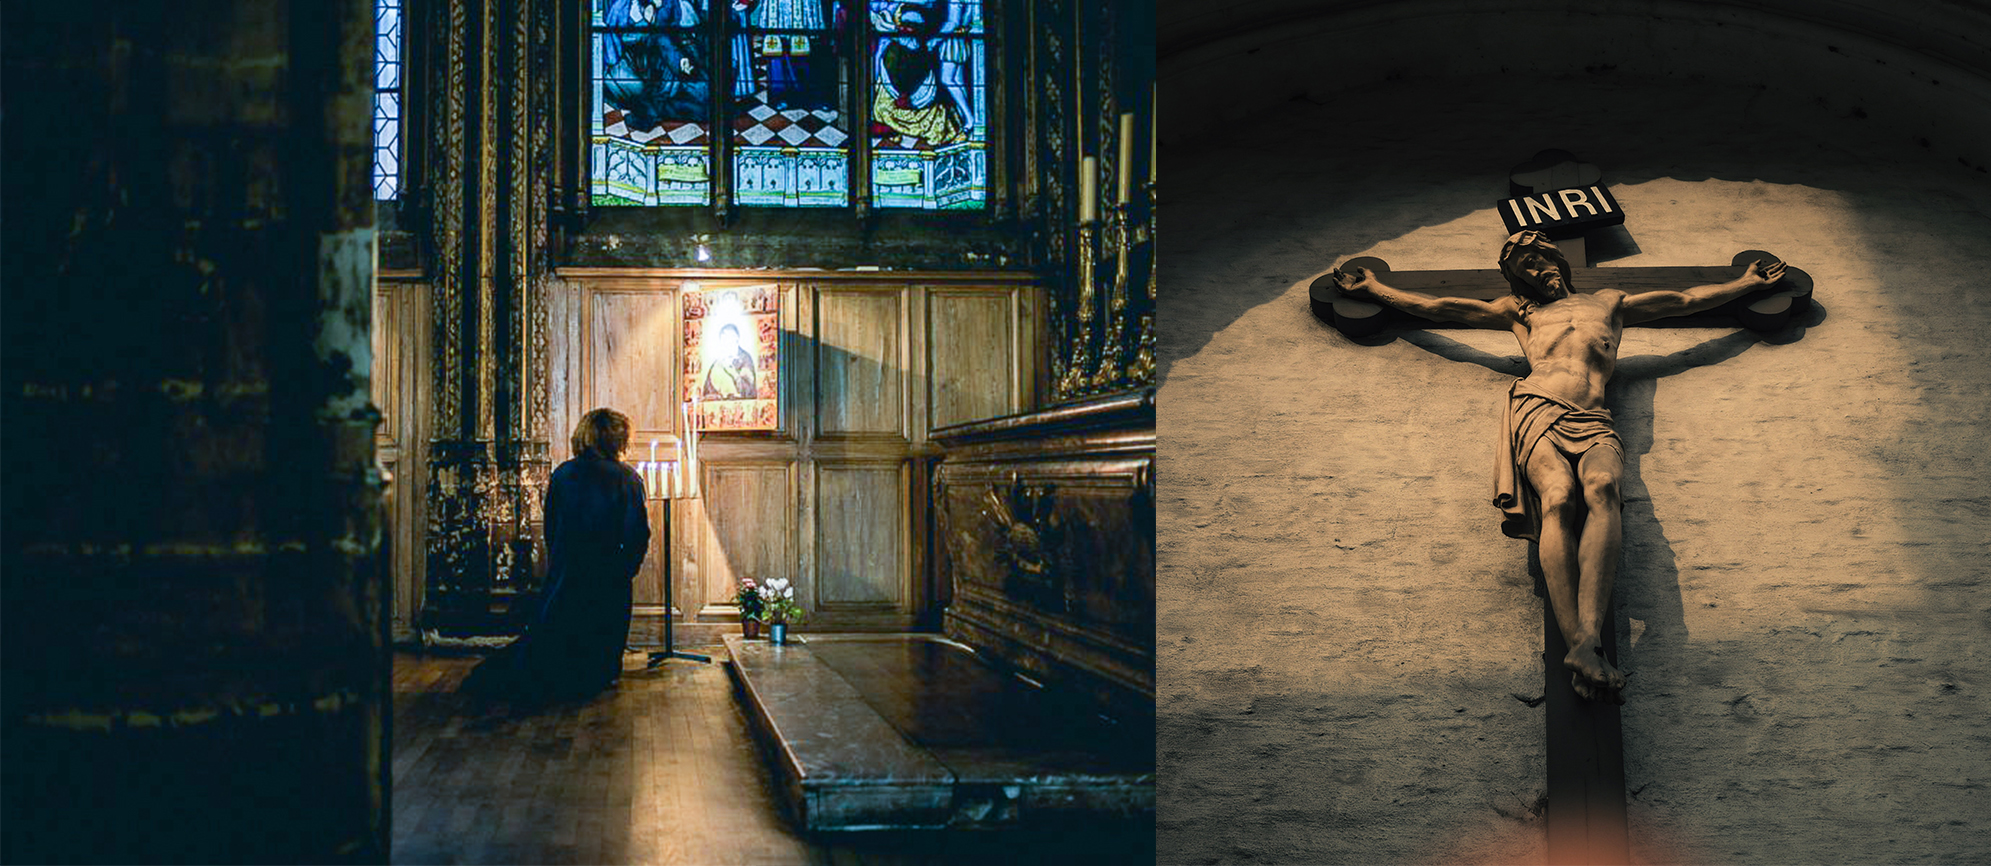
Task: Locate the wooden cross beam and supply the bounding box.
[1309,250,1814,338]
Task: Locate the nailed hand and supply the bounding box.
[1745,258,1787,287]
[1332,266,1379,297]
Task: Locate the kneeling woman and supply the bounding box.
[469,408,649,702]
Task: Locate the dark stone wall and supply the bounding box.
[1158,0,1991,173]
[1,0,389,861]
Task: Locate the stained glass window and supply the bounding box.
[374,0,404,200]
[594,0,715,205]
[868,0,984,209]
[731,0,849,207]
[590,0,984,210]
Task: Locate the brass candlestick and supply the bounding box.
[1059,216,1099,399]
[1130,175,1157,384]
[1091,198,1132,389]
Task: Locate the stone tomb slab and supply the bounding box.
[724,633,1154,831]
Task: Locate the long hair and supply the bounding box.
[572,408,632,460]
[1497,230,1574,300]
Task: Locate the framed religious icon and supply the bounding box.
[683,283,780,431]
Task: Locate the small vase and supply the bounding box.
[769,623,788,645]
[743,619,761,639]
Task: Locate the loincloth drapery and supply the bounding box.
[1492,379,1624,541]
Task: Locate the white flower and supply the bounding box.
[764,577,794,599]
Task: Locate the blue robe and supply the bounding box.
[468,454,649,701]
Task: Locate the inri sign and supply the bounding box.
[1498,185,1625,237]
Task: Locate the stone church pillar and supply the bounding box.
[2,0,388,862]
[415,0,556,635]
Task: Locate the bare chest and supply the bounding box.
[1513,296,1623,363]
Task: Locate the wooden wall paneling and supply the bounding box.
[669,282,700,620]
[543,272,1038,633]
[904,287,936,625]
[696,462,797,615]
[625,497,665,610]
[927,289,1023,431]
[374,285,400,445]
[375,278,431,642]
[548,276,579,468]
[586,288,680,438]
[790,281,817,625]
[1019,285,1044,410]
[575,281,689,615]
[782,281,807,444]
[372,282,402,637]
[907,286,931,444]
[410,282,431,640]
[674,495,711,621]
[814,287,908,439]
[568,278,591,462]
[814,462,909,610]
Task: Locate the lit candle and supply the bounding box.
[1117,112,1134,204]
[1079,156,1097,224]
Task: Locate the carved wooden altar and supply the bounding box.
[932,390,1155,725]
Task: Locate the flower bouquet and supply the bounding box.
[759,577,806,643]
[735,577,766,638]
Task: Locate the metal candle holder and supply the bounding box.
[649,410,708,667]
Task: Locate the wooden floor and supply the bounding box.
[390,649,1154,865]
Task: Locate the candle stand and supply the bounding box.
[648,494,710,667]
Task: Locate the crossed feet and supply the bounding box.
[1564,635,1628,704]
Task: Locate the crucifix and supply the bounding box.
[1309,154,1813,865]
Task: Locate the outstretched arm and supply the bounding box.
[1622,259,1787,325]
[1332,266,1511,329]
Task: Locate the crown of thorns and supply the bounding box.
[1498,230,1573,292]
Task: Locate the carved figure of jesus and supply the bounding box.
[1332,231,1786,702]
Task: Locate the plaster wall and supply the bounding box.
[1155,75,1991,864]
